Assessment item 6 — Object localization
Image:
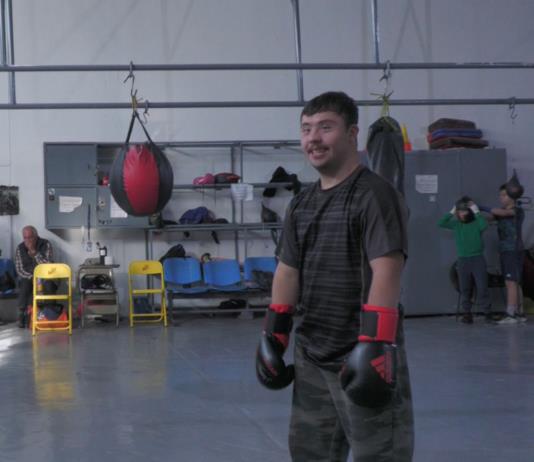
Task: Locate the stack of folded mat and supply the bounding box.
[427,118,488,150]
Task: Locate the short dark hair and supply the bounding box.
[499,184,507,192]
[301,91,359,127]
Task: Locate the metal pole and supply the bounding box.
[0,62,533,72]
[371,0,380,64]
[145,229,151,260]
[0,97,533,110]
[4,0,15,103]
[239,145,245,225]
[290,0,304,102]
[231,145,240,262]
[0,0,6,65]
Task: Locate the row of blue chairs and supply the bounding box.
[163,256,277,296]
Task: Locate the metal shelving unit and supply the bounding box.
[171,182,296,191]
[147,223,283,260]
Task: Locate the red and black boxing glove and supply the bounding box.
[256,304,295,390]
[340,304,398,408]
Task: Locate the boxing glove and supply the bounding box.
[469,203,480,214]
[256,304,295,390]
[340,304,398,408]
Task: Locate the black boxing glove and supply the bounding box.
[256,304,295,390]
[340,304,398,408]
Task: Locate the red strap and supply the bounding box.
[267,304,294,350]
[272,333,289,350]
[358,304,398,343]
[269,304,294,314]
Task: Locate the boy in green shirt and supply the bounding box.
[438,196,490,323]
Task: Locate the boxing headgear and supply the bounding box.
[455,196,475,223]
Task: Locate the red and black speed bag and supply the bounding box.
[110,112,174,217]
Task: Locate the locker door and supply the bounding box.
[402,150,462,315]
[96,186,150,228]
[401,149,507,315]
[45,187,96,229]
[45,144,98,186]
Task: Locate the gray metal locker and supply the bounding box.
[44,144,98,186]
[401,148,507,315]
[45,187,96,229]
[96,186,150,228]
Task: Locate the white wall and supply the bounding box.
[2,1,534,299]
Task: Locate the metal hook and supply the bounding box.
[380,60,392,83]
[508,97,518,123]
[378,60,392,103]
[131,89,139,113]
[123,61,145,114]
[142,100,150,124]
[123,61,136,96]
[370,90,393,117]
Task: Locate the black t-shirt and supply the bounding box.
[277,166,408,368]
[496,207,524,252]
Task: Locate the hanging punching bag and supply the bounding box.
[505,169,524,200]
[366,116,405,195]
[110,111,174,216]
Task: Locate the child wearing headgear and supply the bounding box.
[438,196,491,323]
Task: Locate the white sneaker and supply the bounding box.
[515,314,527,323]
[496,315,518,325]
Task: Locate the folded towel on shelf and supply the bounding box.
[429,136,489,150]
[428,118,477,132]
[428,128,483,142]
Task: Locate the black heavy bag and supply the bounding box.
[110,111,174,216]
[366,116,405,195]
[505,169,524,200]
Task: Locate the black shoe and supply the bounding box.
[461,313,474,324]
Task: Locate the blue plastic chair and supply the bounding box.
[163,257,209,295]
[203,259,247,292]
[243,256,277,280]
[0,258,17,296]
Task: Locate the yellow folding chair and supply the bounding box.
[32,263,73,336]
[128,260,167,327]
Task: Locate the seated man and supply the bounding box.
[14,226,53,328]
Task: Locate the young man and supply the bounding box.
[14,225,53,328]
[481,185,526,323]
[438,197,491,324]
[256,92,414,461]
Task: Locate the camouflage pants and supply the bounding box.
[288,320,414,462]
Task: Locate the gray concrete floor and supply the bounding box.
[0,315,533,462]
